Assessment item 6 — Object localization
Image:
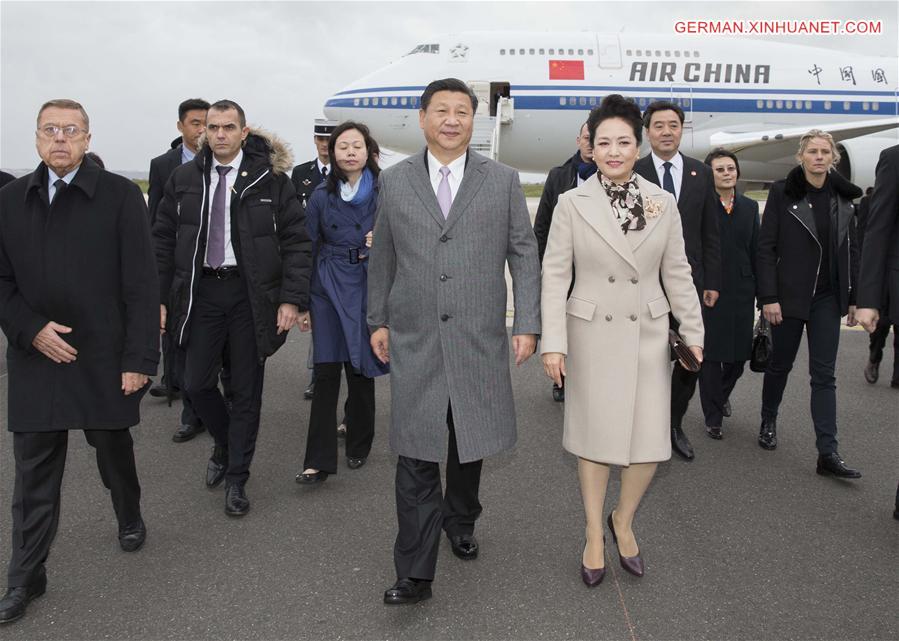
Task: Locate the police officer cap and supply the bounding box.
[314,118,338,137]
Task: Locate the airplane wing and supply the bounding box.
[708,117,899,161]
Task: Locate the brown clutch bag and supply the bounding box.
[668,329,701,372]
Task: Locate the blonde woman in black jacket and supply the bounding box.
[756,129,861,478]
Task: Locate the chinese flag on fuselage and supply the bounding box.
[549,59,584,80]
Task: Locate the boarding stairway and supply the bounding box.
[469,96,514,161]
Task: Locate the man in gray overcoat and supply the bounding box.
[367,78,541,604]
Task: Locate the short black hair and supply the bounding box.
[642,100,685,129]
[178,98,210,122]
[209,99,246,127]
[586,94,643,146]
[420,78,478,113]
[704,148,741,179]
[326,121,381,193]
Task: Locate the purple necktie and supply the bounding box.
[437,166,452,218]
[207,165,231,268]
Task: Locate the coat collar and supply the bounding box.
[783,164,862,202]
[569,175,638,272]
[26,155,101,202]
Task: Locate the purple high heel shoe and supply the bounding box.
[607,512,644,577]
[581,536,606,587]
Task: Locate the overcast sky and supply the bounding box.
[1,0,895,175]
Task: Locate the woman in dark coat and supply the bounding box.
[756,129,862,478]
[297,122,389,483]
[697,149,759,439]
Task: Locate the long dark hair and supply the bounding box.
[326,121,381,193]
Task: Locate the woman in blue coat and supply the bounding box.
[297,122,388,483]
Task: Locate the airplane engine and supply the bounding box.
[835,135,898,190]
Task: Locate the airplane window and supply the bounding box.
[391,97,398,106]
[776,100,783,109]
[354,98,360,106]
[588,49,594,55]
[693,50,699,57]
[766,100,773,108]
[519,49,525,55]
[549,48,555,55]
[578,49,584,55]
[626,49,632,56]
[510,49,515,55]
[363,98,370,106]
[526,48,532,55]
[645,50,651,57]
[579,97,587,106]
[500,49,505,55]
[568,49,574,55]
[539,48,545,55]
[559,97,566,106]
[756,100,763,109]
[785,100,793,109]
[872,102,880,111]
[863,102,870,111]
[684,51,691,57]
[589,97,597,106]
[824,100,832,110]
[805,100,812,109]
[843,101,850,110]
[400,97,408,105]
[674,50,681,57]
[665,50,671,56]
[654,50,661,56]
[636,49,642,56]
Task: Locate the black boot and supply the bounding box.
[670,422,694,460]
[758,418,777,450]
[816,453,861,479]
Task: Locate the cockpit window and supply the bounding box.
[404,43,440,55]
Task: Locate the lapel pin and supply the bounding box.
[241,171,248,177]
[690,170,697,176]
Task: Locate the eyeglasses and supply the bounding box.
[37,125,88,139]
[713,166,737,174]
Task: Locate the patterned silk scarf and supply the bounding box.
[599,173,646,234]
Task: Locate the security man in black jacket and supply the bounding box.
[154,100,312,517]
[533,120,595,401]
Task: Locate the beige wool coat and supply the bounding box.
[541,174,704,466]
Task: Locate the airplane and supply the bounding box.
[323,31,899,188]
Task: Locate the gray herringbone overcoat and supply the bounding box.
[367,149,541,463]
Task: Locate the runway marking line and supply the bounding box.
[608,551,639,641]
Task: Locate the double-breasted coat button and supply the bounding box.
[630,314,638,321]
[441,314,450,321]
[608,276,616,283]
[630,277,639,284]
[440,274,448,282]
[605,314,613,321]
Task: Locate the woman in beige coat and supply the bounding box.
[541,95,704,586]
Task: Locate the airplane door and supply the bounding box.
[595,34,622,69]
[489,82,510,117]
[468,81,491,116]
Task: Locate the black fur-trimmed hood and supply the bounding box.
[783,164,862,202]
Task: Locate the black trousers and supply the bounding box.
[165,333,234,427]
[7,429,141,586]
[698,360,746,427]
[184,276,265,485]
[303,362,374,473]
[393,406,483,581]
[869,316,899,382]
[671,361,699,429]
[762,293,841,455]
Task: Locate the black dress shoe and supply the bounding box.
[149,384,181,399]
[448,533,479,560]
[224,483,250,516]
[864,360,880,384]
[816,453,862,479]
[722,399,732,417]
[758,419,777,450]
[118,518,146,552]
[303,380,315,400]
[172,423,205,443]
[705,425,723,440]
[383,578,432,605]
[295,470,329,484]
[346,456,366,470]
[205,446,228,488]
[552,383,565,402]
[0,567,46,624]
[670,425,695,460]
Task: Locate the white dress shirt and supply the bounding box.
[47,166,80,203]
[206,149,243,267]
[317,158,330,177]
[427,150,466,203]
[651,151,683,201]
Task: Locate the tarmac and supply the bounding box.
[0,324,897,641]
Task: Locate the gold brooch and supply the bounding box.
[644,198,663,218]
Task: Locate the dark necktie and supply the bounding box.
[662,161,676,198]
[321,166,328,178]
[51,178,66,204]
[207,165,231,268]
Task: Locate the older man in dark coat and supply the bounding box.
[0,99,159,624]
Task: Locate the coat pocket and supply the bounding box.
[566,296,596,321]
[647,296,671,319]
